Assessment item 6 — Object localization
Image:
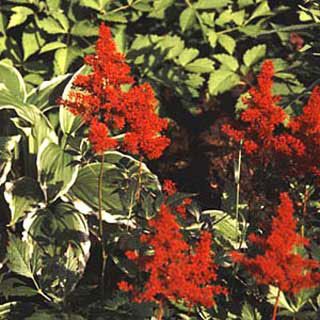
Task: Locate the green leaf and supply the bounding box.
[180,7,196,32]
[267,286,296,313]
[71,151,160,217]
[40,41,66,54]
[250,1,271,20]
[59,66,86,136]
[232,10,246,25]
[0,278,37,299]
[7,233,33,278]
[22,31,45,61]
[0,62,27,103]
[241,302,262,320]
[79,0,103,11]
[195,0,231,9]
[0,135,21,186]
[207,30,218,48]
[103,13,127,23]
[214,54,239,71]
[27,74,69,110]
[36,17,67,34]
[4,177,45,226]
[216,9,233,26]
[209,69,240,96]
[71,21,99,37]
[37,139,80,202]
[7,7,33,29]
[243,44,266,67]
[238,0,254,8]
[184,58,214,73]
[178,48,199,66]
[54,47,80,75]
[218,34,236,54]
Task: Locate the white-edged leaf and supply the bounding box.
[37,139,80,203]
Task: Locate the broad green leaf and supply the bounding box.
[114,27,127,54]
[7,7,33,29]
[36,17,67,34]
[54,47,80,75]
[232,10,246,25]
[179,7,196,32]
[79,0,102,11]
[37,139,80,202]
[4,177,45,226]
[267,286,296,313]
[0,62,26,102]
[40,42,66,54]
[46,0,61,11]
[208,30,218,48]
[241,302,262,320]
[7,233,33,278]
[184,58,214,73]
[71,151,160,217]
[250,1,271,20]
[218,34,236,54]
[104,13,128,23]
[0,135,21,186]
[209,69,240,96]
[201,209,241,247]
[243,44,266,67]
[22,31,45,61]
[216,9,233,26]
[59,66,86,136]
[51,12,69,32]
[214,54,239,71]
[27,74,70,110]
[71,21,99,37]
[195,0,231,9]
[178,48,199,66]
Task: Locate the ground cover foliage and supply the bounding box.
[0,0,320,319]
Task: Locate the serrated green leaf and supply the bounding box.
[250,1,271,20]
[243,44,266,67]
[178,48,199,66]
[7,7,33,29]
[104,13,127,23]
[54,47,80,75]
[0,278,37,299]
[267,286,296,313]
[180,7,196,32]
[232,10,245,25]
[71,21,99,37]
[214,54,239,71]
[208,30,218,48]
[241,302,262,320]
[218,34,236,54]
[7,233,33,278]
[209,69,240,95]
[36,17,67,34]
[184,58,214,73]
[216,9,233,26]
[195,0,231,10]
[238,0,254,8]
[79,0,100,11]
[40,41,66,54]
[22,31,45,61]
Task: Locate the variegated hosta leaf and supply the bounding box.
[0,135,21,186]
[4,177,45,226]
[71,151,161,220]
[23,203,90,300]
[37,139,80,203]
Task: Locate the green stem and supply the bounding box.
[98,154,107,299]
[32,276,52,302]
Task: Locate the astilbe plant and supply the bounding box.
[119,201,227,319]
[59,23,170,297]
[232,193,320,319]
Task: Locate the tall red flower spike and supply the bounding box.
[59,24,170,158]
[222,60,305,160]
[232,193,320,294]
[119,204,227,308]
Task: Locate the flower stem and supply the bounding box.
[157,299,164,320]
[98,154,107,298]
[135,156,143,201]
[272,288,281,320]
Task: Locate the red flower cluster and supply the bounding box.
[59,24,170,158]
[222,60,320,177]
[119,204,227,308]
[232,193,320,294]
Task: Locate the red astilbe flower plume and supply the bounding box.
[59,24,170,158]
[231,193,320,294]
[119,204,227,308]
[222,60,305,160]
[289,86,320,176]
